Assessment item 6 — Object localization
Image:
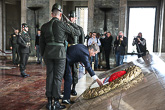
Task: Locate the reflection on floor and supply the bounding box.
[0,53,165,110]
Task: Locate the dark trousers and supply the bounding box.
[104,49,111,69]
[72,63,78,86]
[20,53,29,72]
[12,45,19,64]
[63,59,72,100]
[36,45,42,63]
[44,58,66,98]
[115,52,124,66]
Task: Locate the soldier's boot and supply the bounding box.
[46,97,52,110]
[71,84,77,96]
[21,71,30,78]
[53,98,66,110]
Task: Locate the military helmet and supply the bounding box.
[52,3,62,12]
[68,10,76,18]
[22,23,28,28]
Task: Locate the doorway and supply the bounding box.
[76,7,88,36]
[127,7,156,53]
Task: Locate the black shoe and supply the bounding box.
[53,101,66,109]
[62,99,75,104]
[71,90,77,96]
[21,71,30,78]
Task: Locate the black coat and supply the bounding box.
[103,36,113,51]
[40,17,81,59]
[114,36,127,55]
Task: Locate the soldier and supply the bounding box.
[17,23,30,78]
[65,10,85,97]
[9,29,19,65]
[40,3,80,110]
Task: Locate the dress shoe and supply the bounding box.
[21,71,30,78]
[53,101,66,110]
[62,99,75,104]
[71,89,77,96]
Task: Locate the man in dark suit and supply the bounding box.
[103,32,113,69]
[40,3,80,110]
[10,29,19,65]
[62,44,103,104]
[17,23,30,77]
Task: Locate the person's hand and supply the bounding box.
[10,47,12,50]
[96,78,103,86]
[35,46,36,50]
[137,38,140,41]
[117,36,119,40]
[120,37,123,41]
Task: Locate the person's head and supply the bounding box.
[92,32,97,38]
[51,3,63,20]
[68,10,77,23]
[37,29,41,35]
[138,32,142,38]
[107,32,111,37]
[118,31,123,36]
[88,44,99,57]
[96,33,100,38]
[14,29,19,34]
[22,23,28,32]
[89,32,92,37]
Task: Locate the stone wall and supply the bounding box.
[88,0,120,36]
[27,0,49,55]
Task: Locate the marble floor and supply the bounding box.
[0,53,165,110]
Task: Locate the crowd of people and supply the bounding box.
[8,3,148,110]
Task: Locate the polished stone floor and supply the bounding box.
[0,53,165,110]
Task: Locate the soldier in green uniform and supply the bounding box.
[17,23,30,78]
[66,10,85,97]
[40,3,80,110]
[10,29,19,65]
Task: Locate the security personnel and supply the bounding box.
[67,10,85,96]
[62,44,103,104]
[17,23,30,78]
[10,29,19,65]
[40,3,80,110]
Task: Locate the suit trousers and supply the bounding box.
[104,49,111,69]
[20,53,29,72]
[44,58,66,98]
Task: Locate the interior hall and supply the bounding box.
[1,0,165,110]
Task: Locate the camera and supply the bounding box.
[119,35,122,39]
[134,36,140,43]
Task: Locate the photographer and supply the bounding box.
[132,32,147,58]
[114,31,127,66]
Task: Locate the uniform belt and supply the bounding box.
[68,44,76,47]
[47,42,64,46]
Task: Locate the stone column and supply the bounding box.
[119,0,127,36]
[21,0,27,24]
[0,0,2,51]
[88,0,94,33]
[158,0,165,54]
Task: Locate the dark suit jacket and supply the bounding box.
[40,17,81,59]
[67,44,95,77]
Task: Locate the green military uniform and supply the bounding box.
[17,23,30,77]
[67,10,85,96]
[10,32,19,65]
[40,12,80,102]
